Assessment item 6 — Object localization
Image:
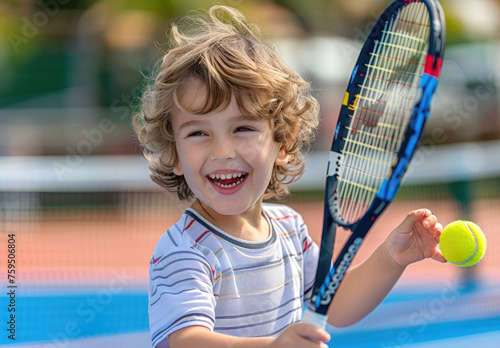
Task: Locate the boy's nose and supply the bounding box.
[210,137,236,161]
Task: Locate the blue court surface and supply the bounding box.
[1,280,499,347]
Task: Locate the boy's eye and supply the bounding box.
[235,126,254,132]
[187,131,206,137]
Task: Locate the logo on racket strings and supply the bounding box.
[320,237,363,305]
[348,94,359,111]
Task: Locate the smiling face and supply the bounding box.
[172,80,289,217]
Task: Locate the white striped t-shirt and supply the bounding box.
[148,203,319,347]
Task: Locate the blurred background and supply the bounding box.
[1,0,499,347]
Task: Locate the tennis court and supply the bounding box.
[1,144,499,347]
[2,0,499,346]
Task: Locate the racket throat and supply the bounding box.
[312,236,364,313]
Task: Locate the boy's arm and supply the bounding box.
[167,324,330,348]
[326,209,445,327]
[167,326,272,348]
[325,239,404,327]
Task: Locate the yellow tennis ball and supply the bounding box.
[440,220,486,267]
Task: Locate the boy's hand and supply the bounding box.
[385,209,447,268]
[270,323,330,348]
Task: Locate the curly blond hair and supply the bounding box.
[134,6,319,201]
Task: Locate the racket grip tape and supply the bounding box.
[302,307,328,329]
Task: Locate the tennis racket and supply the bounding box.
[303,0,446,328]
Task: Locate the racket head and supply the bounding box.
[326,0,446,228]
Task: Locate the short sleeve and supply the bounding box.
[149,244,216,348]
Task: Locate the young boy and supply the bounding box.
[134,6,446,348]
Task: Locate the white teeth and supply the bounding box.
[208,172,246,188]
[209,172,244,180]
[215,178,243,188]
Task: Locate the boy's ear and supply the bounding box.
[173,161,183,176]
[275,145,290,166]
[275,124,297,166]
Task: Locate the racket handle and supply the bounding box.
[302,307,328,329]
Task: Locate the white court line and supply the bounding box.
[2,331,150,348]
[402,330,500,348]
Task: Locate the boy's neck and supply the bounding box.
[190,200,270,242]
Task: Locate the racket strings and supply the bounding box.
[342,3,428,220]
[342,3,427,221]
[337,1,430,223]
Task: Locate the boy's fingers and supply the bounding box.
[422,214,437,229]
[433,252,447,263]
[414,208,431,219]
[397,209,427,232]
[433,222,443,236]
[298,323,331,342]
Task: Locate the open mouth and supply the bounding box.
[208,173,247,188]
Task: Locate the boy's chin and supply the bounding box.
[193,198,261,217]
[205,203,249,216]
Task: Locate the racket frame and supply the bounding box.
[307,0,446,320]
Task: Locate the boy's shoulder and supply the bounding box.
[152,212,203,256]
[262,203,307,236]
[262,202,305,228]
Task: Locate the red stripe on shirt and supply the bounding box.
[196,230,210,243]
[183,219,195,232]
[269,215,297,221]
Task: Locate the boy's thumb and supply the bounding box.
[397,209,426,233]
